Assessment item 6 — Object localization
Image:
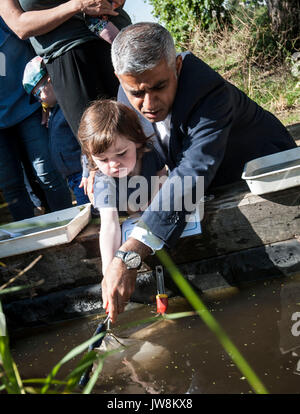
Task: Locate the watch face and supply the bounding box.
[125,251,141,269]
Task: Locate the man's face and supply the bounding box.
[117,56,182,123]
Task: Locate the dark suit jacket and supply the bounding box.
[119,52,296,248]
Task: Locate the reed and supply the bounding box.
[1,250,269,394]
[156,248,269,395]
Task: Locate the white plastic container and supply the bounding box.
[0,203,91,259]
[242,147,300,195]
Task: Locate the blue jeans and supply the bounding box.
[67,171,90,206]
[0,109,72,221]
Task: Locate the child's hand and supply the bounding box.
[79,171,96,204]
[79,176,88,195]
[79,176,94,204]
[41,106,50,128]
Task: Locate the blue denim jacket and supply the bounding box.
[0,18,40,128]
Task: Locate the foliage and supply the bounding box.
[231,6,283,64]
[186,4,299,125]
[232,0,300,52]
[0,251,269,394]
[0,298,106,393]
[147,0,230,44]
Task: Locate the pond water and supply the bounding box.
[10,272,300,394]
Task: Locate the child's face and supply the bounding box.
[91,136,139,178]
[32,75,57,107]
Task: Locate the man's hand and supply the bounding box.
[102,258,137,323]
[101,237,152,324]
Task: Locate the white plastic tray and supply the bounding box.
[242,147,300,195]
[0,203,91,259]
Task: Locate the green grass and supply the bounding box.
[187,16,299,127]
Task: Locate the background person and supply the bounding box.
[0,0,128,136]
[0,18,72,221]
[23,56,90,206]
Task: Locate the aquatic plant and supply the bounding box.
[0,260,106,394]
[0,251,269,394]
[0,292,107,394]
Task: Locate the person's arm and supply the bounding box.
[101,166,167,322]
[99,207,121,275]
[0,0,120,39]
[140,81,233,248]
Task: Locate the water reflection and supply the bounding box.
[10,273,300,394]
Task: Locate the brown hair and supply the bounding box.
[78,99,152,169]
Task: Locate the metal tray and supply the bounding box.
[242,147,300,195]
[0,203,91,259]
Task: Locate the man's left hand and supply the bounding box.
[102,258,137,324]
[101,237,152,324]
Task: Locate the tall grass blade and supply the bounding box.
[41,330,106,394]
[0,300,24,394]
[156,248,269,394]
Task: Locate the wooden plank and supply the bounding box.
[1,182,299,304]
[166,182,300,264]
[4,237,300,330]
[76,181,300,267]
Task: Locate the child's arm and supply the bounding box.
[99,207,121,276]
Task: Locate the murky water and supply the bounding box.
[10,273,300,394]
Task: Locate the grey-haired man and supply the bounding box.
[102,22,296,323]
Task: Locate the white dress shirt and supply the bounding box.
[130,114,172,252]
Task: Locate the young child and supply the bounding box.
[78,99,167,275]
[22,56,90,206]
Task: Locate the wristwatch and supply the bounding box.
[114,250,142,270]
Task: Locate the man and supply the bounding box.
[102,22,296,323]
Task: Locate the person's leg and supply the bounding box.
[67,172,90,205]
[46,38,119,136]
[22,166,42,208]
[17,109,73,212]
[21,150,50,212]
[0,127,35,220]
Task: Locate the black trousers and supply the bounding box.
[46,38,119,136]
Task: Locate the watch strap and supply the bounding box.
[115,250,126,261]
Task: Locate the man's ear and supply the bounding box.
[175,55,183,77]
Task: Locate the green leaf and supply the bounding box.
[40,330,106,394]
[156,248,269,395]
